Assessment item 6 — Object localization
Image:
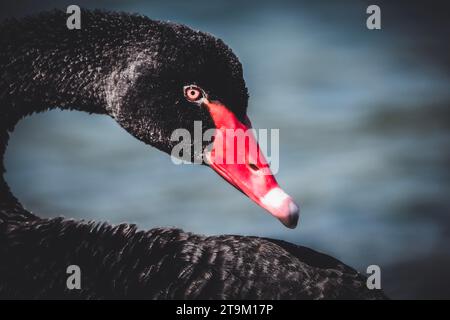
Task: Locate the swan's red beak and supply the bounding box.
[204,100,300,229]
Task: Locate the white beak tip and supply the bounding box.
[278,200,300,229]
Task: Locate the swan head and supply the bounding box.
[106,22,299,229]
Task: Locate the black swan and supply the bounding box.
[0,9,385,299]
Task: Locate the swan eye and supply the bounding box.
[184,85,204,103]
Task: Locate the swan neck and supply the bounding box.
[0,13,116,220]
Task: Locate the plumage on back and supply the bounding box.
[0,218,385,299]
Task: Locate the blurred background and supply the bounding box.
[1,0,449,299]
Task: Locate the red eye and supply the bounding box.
[184,86,204,102]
